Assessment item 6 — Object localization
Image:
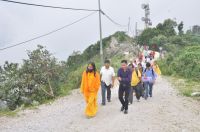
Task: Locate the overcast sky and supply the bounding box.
[0,0,199,65]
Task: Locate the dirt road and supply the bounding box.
[0,77,200,132]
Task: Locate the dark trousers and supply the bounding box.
[128,86,136,104]
[101,82,111,104]
[135,83,143,100]
[118,84,130,110]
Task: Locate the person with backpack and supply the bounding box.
[138,63,144,75]
[80,62,100,118]
[138,63,145,98]
[117,60,132,114]
[128,63,134,104]
[100,60,115,105]
[129,66,142,103]
[142,62,157,100]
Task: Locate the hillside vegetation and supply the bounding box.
[0,31,135,112]
[137,19,200,98]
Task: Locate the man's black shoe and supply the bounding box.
[121,106,125,112]
[101,103,106,106]
[124,110,128,114]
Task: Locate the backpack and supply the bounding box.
[144,68,155,77]
[136,67,144,77]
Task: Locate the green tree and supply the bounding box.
[138,19,177,47]
[150,35,168,50]
[156,19,177,36]
[20,45,60,98]
[137,28,159,45]
[178,21,184,36]
[0,61,21,110]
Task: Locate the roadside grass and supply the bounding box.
[167,76,200,101]
[0,109,19,117]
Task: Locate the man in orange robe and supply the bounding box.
[80,62,100,117]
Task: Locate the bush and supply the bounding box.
[0,45,68,110]
[159,46,200,81]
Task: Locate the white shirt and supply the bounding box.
[141,61,146,69]
[100,66,115,86]
[146,58,151,63]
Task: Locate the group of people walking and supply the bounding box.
[80,57,161,118]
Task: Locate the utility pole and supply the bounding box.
[141,3,152,29]
[135,22,138,37]
[128,17,131,34]
[98,0,103,65]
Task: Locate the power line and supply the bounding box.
[0,11,97,51]
[101,11,128,27]
[0,0,99,12]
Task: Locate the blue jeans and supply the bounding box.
[143,82,153,99]
[101,82,111,104]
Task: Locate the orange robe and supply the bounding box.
[80,71,100,117]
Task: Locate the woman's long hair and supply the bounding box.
[86,62,97,76]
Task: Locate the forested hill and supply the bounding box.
[64,31,137,94]
[0,31,136,111]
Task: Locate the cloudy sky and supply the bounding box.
[0,0,199,65]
